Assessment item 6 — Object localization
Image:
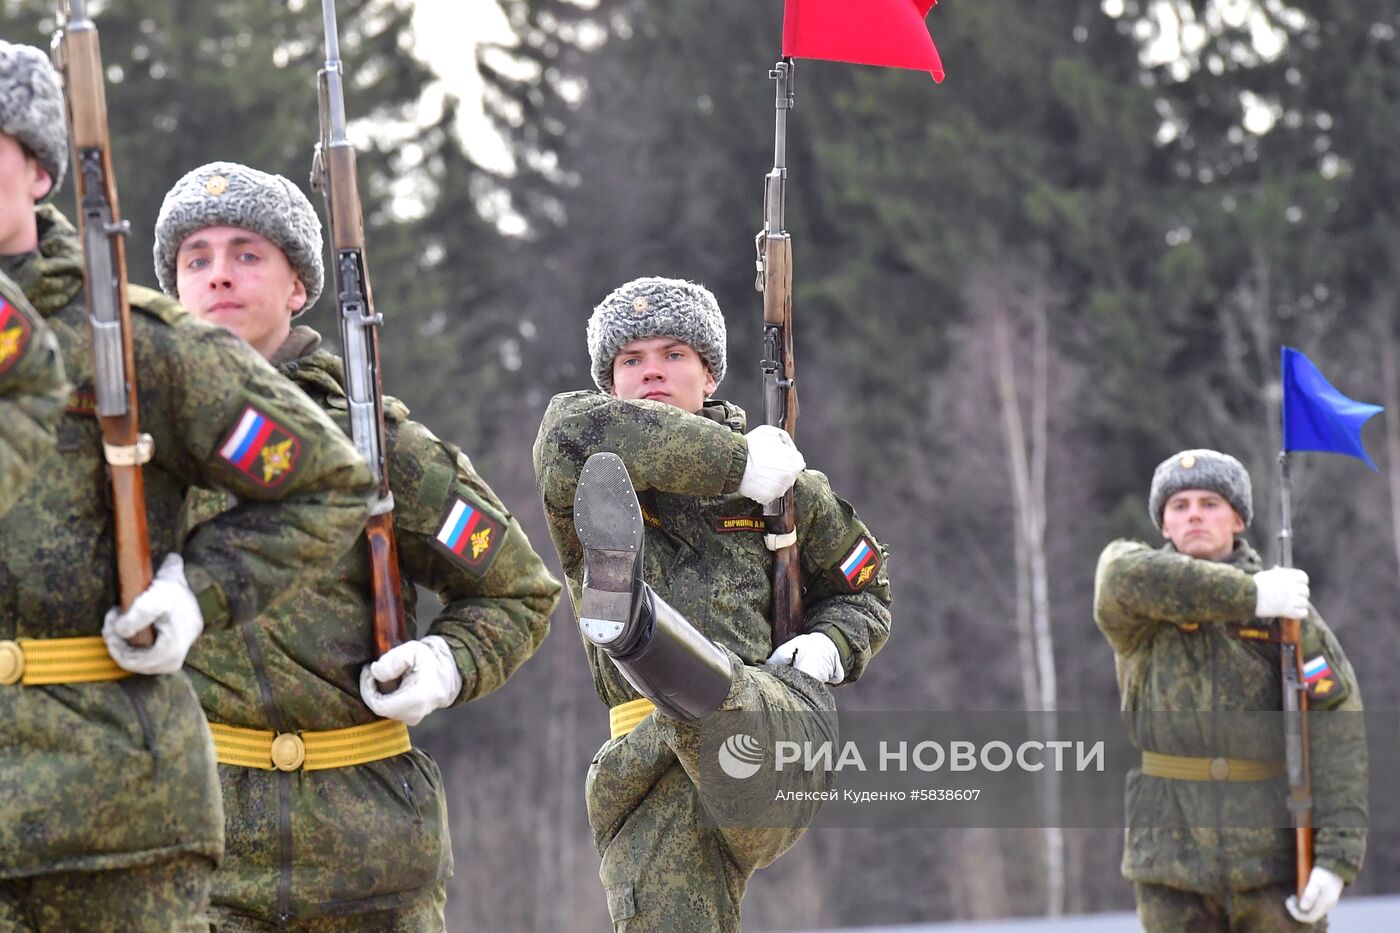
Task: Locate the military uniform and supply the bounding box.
[1094,537,1366,932]
[183,326,559,930]
[0,206,374,931]
[0,271,67,517]
[534,390,892,932]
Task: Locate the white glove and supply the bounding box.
[738,425,806,504]
[102,553,205,676]
[1254,566,1310,619]
[359,635,463,727]
[765,632,845,685]
[1285,866,1343,924]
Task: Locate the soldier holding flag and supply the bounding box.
[1095,352,1375,932]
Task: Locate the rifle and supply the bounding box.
[310,0,408,681]
[754,59,802,645]
[1277,452,1313,897]
[52,0,153,646]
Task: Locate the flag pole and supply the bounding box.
[1278,445,1314,898]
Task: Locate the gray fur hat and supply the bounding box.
[587,276,727,392]
[1149,448,1253,530]
[0,41,67,198]
[154,161,324,313]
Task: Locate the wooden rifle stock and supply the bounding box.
[55,2,153,645]
[366,512,407,659]
[762,231,802,644]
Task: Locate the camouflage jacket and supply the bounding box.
[0,206,373,880]
[533,391,892,710]
[183,327,560,920]
[1094,538,1366,893]
[0,270,68,517]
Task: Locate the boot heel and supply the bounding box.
[574,453,645,646]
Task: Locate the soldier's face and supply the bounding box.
[610,337,717,414]
[175,225,306,360]
[1161,489,1245,561]
[0,132,51,254]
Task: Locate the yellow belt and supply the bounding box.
[609,698,656,739]
[0,637,130,686]
[1142,750,1283,782]
[208,719,411,772]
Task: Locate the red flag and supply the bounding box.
[783,0,944,82]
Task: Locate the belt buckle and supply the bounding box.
[0,640,25,686]
[271,733,306,771]
[1209,757,1230,781]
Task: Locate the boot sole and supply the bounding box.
[574,452,644,646]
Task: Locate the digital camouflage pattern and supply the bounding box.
[1094,537,1366,901]
[1135,879,1324,933]
[0,853,212,932]
[0,270,67,517]
[534,390,891,932]
[0,206,373,883]
[183,327,560,925]
[208,883,443,932]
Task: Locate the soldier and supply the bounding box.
[0,270,68,517]
[533,277,892,932]
[1094,449,1366,932]
[0,42,375,931]
[154,161,562,931]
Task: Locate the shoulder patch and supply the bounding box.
[431,495,504,576]
[837,535,881,592]
[1303,654,1341,702]
[217,406,303,488]
[0,297,34,375]
[714,515,765,533]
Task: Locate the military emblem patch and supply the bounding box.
[838,535,881,592]
[431,495,504,575]
[714,516,765,533]
[218,406,302,488]
[1303,654,1337,700]
[0,298,33,375]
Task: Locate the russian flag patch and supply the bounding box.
[431,495,504,575]
[0,297,33,375]
[838,535,881,592]
[1303,654,1338,700]
[217,406,302,488]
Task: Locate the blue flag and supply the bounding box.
[1281,347,1384,469]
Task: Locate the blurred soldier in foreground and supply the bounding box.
[0,270,67,516]
[533,276,892,932]
[1094,449,1366,931]
[0,43,374,930]
[156,161,561,931]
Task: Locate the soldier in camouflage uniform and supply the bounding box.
[0,270,67,517]
[0,43,375,932]
[154,161,562,932]
[533,277,892,932]
[1094,449,1366,932]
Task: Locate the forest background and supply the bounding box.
[5,0,1399,928]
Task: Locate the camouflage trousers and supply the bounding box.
[585,661,835,933]
[0,854,213,932]
[207,884,445,932]
[1136,881,1325,932]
